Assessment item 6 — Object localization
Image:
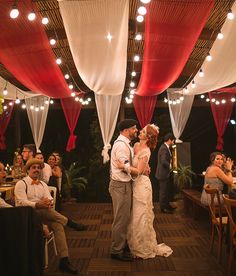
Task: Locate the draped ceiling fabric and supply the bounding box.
[0,102,14,150]
[175,2,236,96]
[133,95,157,128]
[0,0,71,98]
[59,0,129,162]
[0,77,37,100]
[167,90,194,143]
[135,0,214,96]
[60,98,82,152]
[95,94,122,163]
[25,96,50,152]
[209,93,234,151]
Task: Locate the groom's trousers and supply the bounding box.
[109,179,132,254]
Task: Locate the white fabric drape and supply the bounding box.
[95,94,121,163]
[0,76,38,100]
[58,0,128,95]
[59,0,129,162]
[175,2,236,95]
[167,90,194,142]
[25,96,50,152]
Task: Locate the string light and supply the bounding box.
[50,39,56,46]
[28,10,36,21]
[136,15,144,22]
[206,53,212,61]
[138,6,147,16]
[64,74,70,79]
[140,0,151,3]
[227,9,234,20]
[199,68,204,77]
[217,31,224,40]
[41,17,49,25]
[135,33,142,41]
[191,80,196,88]
[134,55,140,62]
[10,1,19,19]
[56,58,62,65]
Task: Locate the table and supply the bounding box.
[0,184,15,200]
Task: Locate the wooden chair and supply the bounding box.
[44,186,58,269]
[222,194,236,276]
[204,185,228,262]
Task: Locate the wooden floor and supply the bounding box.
[45,200,236,276]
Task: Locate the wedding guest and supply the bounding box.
[0,162,6,183]
[11,154,26,179]
[35,152,52,184]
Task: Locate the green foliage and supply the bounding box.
[63,161,88,200]
[173,163,195,190]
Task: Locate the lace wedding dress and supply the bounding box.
[127,148,173,259]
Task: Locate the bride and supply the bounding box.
[118,124,173,259]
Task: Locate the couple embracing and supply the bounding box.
[109,119,173,261]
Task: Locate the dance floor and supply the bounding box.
[45,200,235,276]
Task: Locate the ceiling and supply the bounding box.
[1,0,236,99]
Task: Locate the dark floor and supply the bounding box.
[44,200,235,276]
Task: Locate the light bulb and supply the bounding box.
[10,8,19,19]
[21,103,26,109]
[180,96,184,101]
[3,88,8,95]
[30,105,34,110]
[135,33,142,40]
[231,97,236,102]
[131,71,136,76]
[206,98,210,102]
[45,100,49,105]
[75,97,79,102]
[206,53,212,61]
[211,98,216,102]
[183,87,189,94]
[35,107,39,112]
[164,98,168,103]
[221,99,226,104]
[42,17,49,25]
[50,100,54,104]
[134,55,140,62]
[191,80,196,88]
[199,68,204,77]
[200,94,205,99]
[69,84,74,90]
[217,31,224,40]
[130,89,135,95]
[136,15,144,22]
[130,81,135,87]
[50,39,56,45]
[71,92,76,97]
[15,98,20,104]
[215,101,220,105]
[28,11,36,21]
[140,0,151,3]
[40,106,45,110]
[227,9,234,20]
[87,98,91,102]
[56,58,62,65]
[64,74,70,79]
[138,6,147,16]
[125,97,132,104]
[3,105,7,110]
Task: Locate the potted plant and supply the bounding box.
[173,163,195,191]
[62,161,88,201]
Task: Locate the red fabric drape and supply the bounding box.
[0,103,14,150]
[136,0,214,96]
[217,87,236,93]
[133,95,157,128]
[209,93,234,151]
[61,98,82,152]
[0,0,71,98]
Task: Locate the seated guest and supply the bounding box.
[11,154,26,179]
[52,152,63,194]
[201,152,233,205]
[21,144,36,164]
[0,161,6,183]
[35,152,52,184]
[14,158,86,274]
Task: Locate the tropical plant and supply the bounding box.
[62,161,88,200]
[173,163,196,191]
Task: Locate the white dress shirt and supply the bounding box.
[110,134,134,182]
[14,175,52,208]
[39,162,52,184]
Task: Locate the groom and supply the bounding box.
[109,119,138,261]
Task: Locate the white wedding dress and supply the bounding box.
[127,148,173,259]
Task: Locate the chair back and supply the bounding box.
[223,194,236,241]
[204,184,223,225]
[48,186,57,210]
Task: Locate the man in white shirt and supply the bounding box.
[14,158,79,274]
[109,119,138,261]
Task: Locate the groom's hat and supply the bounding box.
[118,119,138,131]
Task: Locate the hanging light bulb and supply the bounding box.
[200,94,205,99]
[140,0,151,3]
[191,80,196,88]
[211,98,216,102]
[3,88,8,95]
[50,38,56,45]
[64,74,70,79]
[125,97,132,104]
[215,101,220,105]
[87,98,92,102]
[138,6,147,16]
[45,99,49,105]
[10,4,19,19]
[42,17,49,25]
[75,97,79,102]
[199,68,204,77]
[22,103,26,109]
[183,87,189,94]
[28,11,36,21]
[131,71,136,77]
[50,99,54,104]
[30,105,34,110]
[15,98,20,104]
[130,81,135,87]
[134,55,140,62]
[130,89,135,95]
[221,99,226,104]
[227,9,234,20]
[164,98,168,103]
[56,58,62,65]
[206,53,212,61]
[135,33,142,41]
[35,106,39,112]
[217,31,224,40]
[71,92,76,97]
[40,106,45,110]
[180,96,184,101]
[231,97,236,102]
[69,84,74,90]
[206,98,210,102]
[3,105,7,110]
[136,15,144,22]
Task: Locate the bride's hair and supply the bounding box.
[146,124,159,150]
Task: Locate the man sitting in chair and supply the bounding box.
[14,158,83,274]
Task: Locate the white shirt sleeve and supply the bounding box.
[14,180,36,208]
[41,163,52,184]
